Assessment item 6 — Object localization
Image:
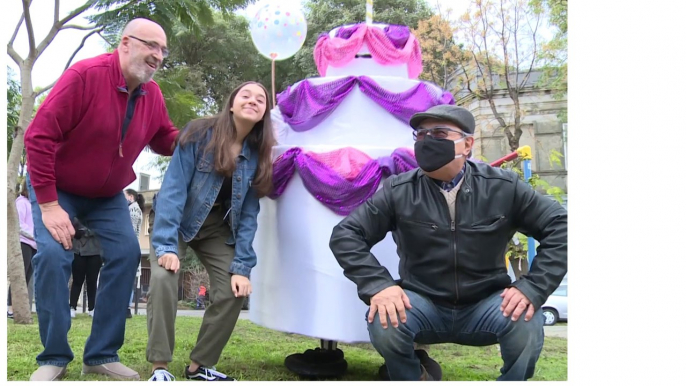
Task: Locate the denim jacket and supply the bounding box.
[152,129,261,277]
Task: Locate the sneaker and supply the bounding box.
[88,310,94,317]
[70,309,76,318]
[149,368,176,381]
[7,311,13,319]
[30,365,67,381]
[126,309,132,319]
[82,362,140,381]
[185,365,235,381]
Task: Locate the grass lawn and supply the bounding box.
[7,315,567,381]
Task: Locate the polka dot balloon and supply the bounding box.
[249,3,308,61]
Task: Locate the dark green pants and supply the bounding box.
[146,208,244,366]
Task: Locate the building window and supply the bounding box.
[144,214,150,235]
[140,173,150,191]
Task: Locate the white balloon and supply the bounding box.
[249,3,308,61]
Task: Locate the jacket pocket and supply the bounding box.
[196,156,212,172]
[399,217,439,230]
[470,215,506,229]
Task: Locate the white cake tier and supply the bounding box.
[273,75,442,149]
[250,145,403,343]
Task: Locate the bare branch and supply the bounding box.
[499,0,515,99]
[58,0,98,26]
[33,79,57,98]
[33,25,104,98]
[61,24,99,31]
[9,5,28,48]
[519,11,541,89]
[36,0,97,58]
[54,0,59,24]
[22,0,36,55]
[63,27,104,71]
[7,46,23,66]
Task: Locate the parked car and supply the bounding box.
[541,284,567,326]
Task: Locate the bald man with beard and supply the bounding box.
[24,18,178,381]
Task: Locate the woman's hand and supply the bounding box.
[231,274,252,298]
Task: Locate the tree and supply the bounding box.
[456,0,547,152]
[531,0,567,121]
[6,0,253,324]
[413,11,462,91]
[162,13,272,113]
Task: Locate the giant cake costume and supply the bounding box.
[249,22,456,376]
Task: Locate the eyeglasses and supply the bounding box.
[413,127,468,141]
[127,35,169,58]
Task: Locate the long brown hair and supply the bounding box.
[177,81,275,197]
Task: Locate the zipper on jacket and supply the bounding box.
[451,220,459,305]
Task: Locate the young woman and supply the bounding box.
[8,180,36,318]
[124,188,145,318]
[147,82,275,381]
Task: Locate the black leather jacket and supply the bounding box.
[329,160,567,310]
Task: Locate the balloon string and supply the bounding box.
[271,59,276,108]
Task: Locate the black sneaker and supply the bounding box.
[126,309,132,319]
[7,311,14,319]
[184,366,235,381]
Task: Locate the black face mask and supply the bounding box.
[414,136,466,172]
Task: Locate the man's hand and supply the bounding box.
[231,275,251,298]
[39,202,75,250]
[157,253,180,273]
[368,285,412,329]
[500,287,535,322]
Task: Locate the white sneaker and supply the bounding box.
[70,309,76,318]
[88,310,94,317]
[149,368,175,381]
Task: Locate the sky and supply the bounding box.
[3,0,473,190]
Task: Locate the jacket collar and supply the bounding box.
[238,138,253,161]
[109,49,147,96]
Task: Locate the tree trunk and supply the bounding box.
[7,64,37,324]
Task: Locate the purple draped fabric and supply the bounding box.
[277,76,455,132]
[270,147,418,215]
[333,23,411,49]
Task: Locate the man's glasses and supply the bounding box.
[413,127,467,141]
[128,35,169,58]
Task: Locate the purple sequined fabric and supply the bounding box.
[276,76,455,132]
[270,147,418,215]
[333,24,411,48]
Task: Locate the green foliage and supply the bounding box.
[500,151,566,274]
[155,66,203,128]
[531,0,567,121]
[87,0,255,37]
[161,13,272,113]
[7,67,21,159]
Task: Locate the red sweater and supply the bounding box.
[25,49,178,204]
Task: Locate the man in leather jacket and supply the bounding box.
[329,105,567,381]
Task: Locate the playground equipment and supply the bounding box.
[489,145,536,268]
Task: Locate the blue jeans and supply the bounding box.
[367,289,544,381]
[27,175,140,367]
